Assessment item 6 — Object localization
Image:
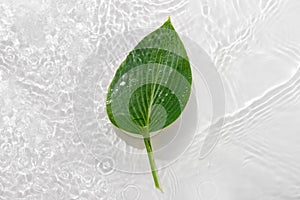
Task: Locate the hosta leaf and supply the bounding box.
[106,17,192,191]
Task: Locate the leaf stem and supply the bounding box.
[143,136,163,192]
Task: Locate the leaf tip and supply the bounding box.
[161,16,174,30]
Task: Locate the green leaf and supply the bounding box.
[106,17,192,191]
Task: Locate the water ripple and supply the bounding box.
[187,66,300,160]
